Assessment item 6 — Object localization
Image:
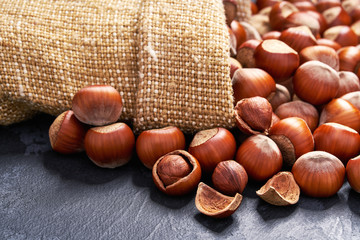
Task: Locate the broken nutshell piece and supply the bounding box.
[256,171,300,206]
[233,96,273,135]
[195,182,242,218]
[152,150,201,196]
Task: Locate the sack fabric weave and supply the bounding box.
[0,0,251,134]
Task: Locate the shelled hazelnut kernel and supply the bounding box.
[152,150,201,196]
[136,126,186,169]
[188,128,236,174]
[72,85,123,126]
[84,122,135,168]
[212,160,248,196]
[49,110,86,154]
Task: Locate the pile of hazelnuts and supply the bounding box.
[49,0,360,219]
[221,0,360,216]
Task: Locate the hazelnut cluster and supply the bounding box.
[49,0,360,219]
[224,0,360,217]
[49,85,135,168]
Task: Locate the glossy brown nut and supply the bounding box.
[346,155,360,193]
[299,45,340,71]
[283,11,321,37]
[234,96,273,135]
[136,126,186,169]
[292,151,345,198]
[319,98,360,132]
[230,57,242,79]
[313,122,360,165]
[231,20,247,50]
[235,134,283,181]
[337,46,360,73]
[72,85,123,126]
[232,68,276,103]
[336,71,360,98]
[340,91,360,110]
[256,171,300,206]
[188,128,237,174]
[279,26,317,53]
[262,31,282,40]
[275,100,319,132]
[322,6,352,28]
[269,1,299,31]
[236,40,262,68]
[49,110,86,154]
[293,1,316,11]
[316,38,342,51]
[269,117,314,168]
[268,84,291,111]
[254,39,300,82]
[293,60,340,106]
[153,150,201,196]
[323,26,358,47]
[195,182,242,218]
[212,160,248,196]
[316,0,341,13]
[84,122,135,168]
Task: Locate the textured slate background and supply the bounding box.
[1,114,360,240]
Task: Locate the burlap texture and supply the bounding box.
[0,0,250,133]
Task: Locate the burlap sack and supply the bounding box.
[0,0,251,134]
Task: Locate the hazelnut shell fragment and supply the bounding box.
[195,182,242,218]
[256,171,300,206]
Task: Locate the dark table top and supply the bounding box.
[1,114,360,240]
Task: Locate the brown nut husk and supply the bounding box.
[256,171,300,206]
[152,150,201,196]
[195,182,242,218]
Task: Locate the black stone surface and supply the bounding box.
[1,114,360,239]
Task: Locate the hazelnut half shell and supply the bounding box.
[195,182,242,218]
[152,150,201,196]
[256,171,300,206]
